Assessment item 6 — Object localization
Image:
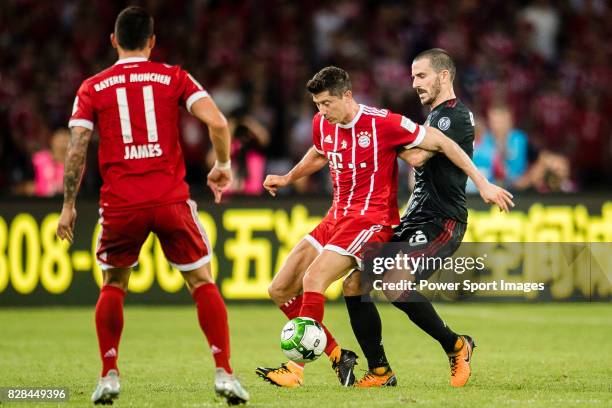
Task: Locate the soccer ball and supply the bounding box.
[280,317,327,363]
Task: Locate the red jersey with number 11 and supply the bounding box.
[69,57,209,210]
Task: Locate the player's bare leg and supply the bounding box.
[183,263,249,405]
[301,249,355,294]
[299,250,360,386]
[256,239,354,387]
[92,267,130,405]
[343,271,397,387]
[267,239,317,307]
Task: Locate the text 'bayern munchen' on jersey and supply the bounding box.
[312,104,425,226]
[69,57,209,210]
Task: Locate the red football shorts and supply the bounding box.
[96,199,211,271]
[305,213,394,268]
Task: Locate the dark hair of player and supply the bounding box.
[114,6,154,51]
[306,66,352,97]
[414,48,456,82]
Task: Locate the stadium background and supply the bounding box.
[0,0,609,304]
[0,2,610,407]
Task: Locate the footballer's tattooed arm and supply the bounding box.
[63,126,92,206]
[56,126,92,243]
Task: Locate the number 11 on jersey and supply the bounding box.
[116,85,158,143]
[116,85,163,160]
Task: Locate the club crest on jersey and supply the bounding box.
[438,117,451,131]
[341,140,348,149]
[358,131,371,148]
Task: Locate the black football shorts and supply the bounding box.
[391,216,467,283]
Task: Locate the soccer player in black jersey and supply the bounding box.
[343,49,509,388]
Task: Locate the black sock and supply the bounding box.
[392,290,459,353]
[344,295,389,369]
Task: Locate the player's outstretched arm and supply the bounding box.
[191,97,232,203]
[57,125,92,243]
[417,126,515,212]
[263,147,327,197]
[399,148,435,168]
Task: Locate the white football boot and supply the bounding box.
[91,369,120,405]
[214,368,250,405]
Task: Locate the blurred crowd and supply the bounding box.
[0,0,610,198]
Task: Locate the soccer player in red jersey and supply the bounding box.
[256,66,513,387]
[56,7,248,405]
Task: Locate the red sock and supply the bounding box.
[279,295,303,320]
[95,285,125,377]
[192,283,232,374]
[280,295,338,356]
[322,325,339,356]
[299,291,326,324]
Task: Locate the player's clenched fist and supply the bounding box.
[207,167,233,204]
[263,174,289,197]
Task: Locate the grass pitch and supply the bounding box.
[0,303,610,407]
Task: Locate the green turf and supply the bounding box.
[0,303,610,407]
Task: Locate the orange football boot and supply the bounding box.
[255,361,304,388]
[355,366,397,388]
[447,335,476,387]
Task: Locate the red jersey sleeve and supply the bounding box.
[386,112,426,149]
[177,68,209,114]
[68,81,95,130]
[312,113,325,154]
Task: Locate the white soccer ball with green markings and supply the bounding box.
[280,317,327,363]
